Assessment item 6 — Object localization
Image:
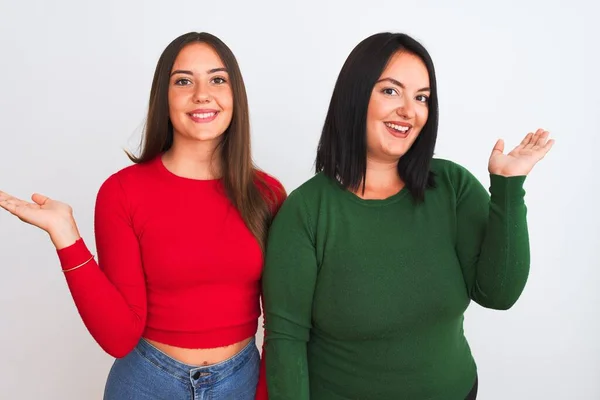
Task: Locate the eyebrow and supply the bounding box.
[376,77,430,92]
[170,67,228,77]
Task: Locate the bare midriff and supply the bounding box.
[145,336,253,366]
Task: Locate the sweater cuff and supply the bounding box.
[56,238,94,270]
[489,174,526,205]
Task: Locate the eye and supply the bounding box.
[211,77,227,85]
[416,94,429,103]
[174,78,192,86]
[382,87,399,96]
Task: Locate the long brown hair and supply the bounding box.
[127,32,278,251]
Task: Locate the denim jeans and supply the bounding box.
[103,337,259,400]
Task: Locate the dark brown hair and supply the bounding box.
[127,32,281,251]
[316,32,438,202]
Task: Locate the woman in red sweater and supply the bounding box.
[0,32,284,399]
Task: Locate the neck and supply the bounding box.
[162,136,222,180]
[354,155,403,199]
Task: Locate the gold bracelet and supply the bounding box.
[62,254,95,273]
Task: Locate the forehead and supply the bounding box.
[379,51,429,87]
[172,42,225,71]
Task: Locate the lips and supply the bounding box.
[188,109,219,123]
[384,121,412,138]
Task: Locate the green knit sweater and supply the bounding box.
[262,158,530,400]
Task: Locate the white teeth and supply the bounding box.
[385,122,410,132]
[191,112,216,119]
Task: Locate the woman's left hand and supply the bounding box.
[488,128,555,177]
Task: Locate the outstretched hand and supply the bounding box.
[488,128,554,177]
[0,191,80,249]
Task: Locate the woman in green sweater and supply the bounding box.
[262,32,554,400]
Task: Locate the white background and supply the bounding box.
[0,0,598,399]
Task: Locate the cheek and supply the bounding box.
[219,90,234,113]
[366,97,385,121]
[168,91,184,113]
[417,108,429,128]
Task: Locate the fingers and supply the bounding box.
[524,129,541,149]
[0,192,49,230]
[0,191,11,213]
[0,192,22,209]
[0,191,38,218]
[1,191,32,206]
[529,128,553,147]
[0,196,29,218]
[526,129,554,159]
[31,193,50,206]
[491,139,505,156]
[0,195,14,213]
[0,195,28,207]
[534,130,550,147]
[520,132,534,147]
[539,138,555,156]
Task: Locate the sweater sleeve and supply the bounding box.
[256,175,288,400]
[56,173,147,358]
[262,190,316,400]
[455,168,530,310]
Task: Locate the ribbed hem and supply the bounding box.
[56,238,93,270]
[489,174,526,205]
[143,321,258,350]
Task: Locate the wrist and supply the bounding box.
[488,166,531,178]
[49,218,81,250]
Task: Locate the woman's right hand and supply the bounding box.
[0,191,81,250]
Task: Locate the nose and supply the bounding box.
[396,98,415,119]
[193,81,211,104]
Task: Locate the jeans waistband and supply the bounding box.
[135,337,256,386]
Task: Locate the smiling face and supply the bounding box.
[365,51,431,162]
[167,42,234,146]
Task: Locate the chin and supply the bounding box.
[190,131,225,142]
[381,146,408,159]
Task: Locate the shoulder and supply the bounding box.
[429,157,487,200]
[96,157,159,204]
[269,173,336,237]
[290,173,334,199]
[112,157,159,185]
[254,170,287,213]
[278,173,335,214]
[431,158,480,185]
[255,170,285,193]
[430,157,468,175]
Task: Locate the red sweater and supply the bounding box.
[56,155,285,398]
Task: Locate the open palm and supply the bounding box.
[488,128,554,177]
[0,191,74,234]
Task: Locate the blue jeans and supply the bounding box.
[103,338,259,400]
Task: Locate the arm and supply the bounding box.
[455,171,529,310]
[457,128,554,309]
[255,172,288,400]
[262,190,317,400]
[58,174,147,357]
[0,174,147,358]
